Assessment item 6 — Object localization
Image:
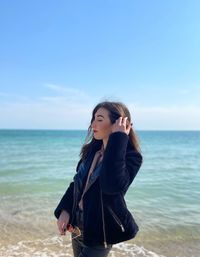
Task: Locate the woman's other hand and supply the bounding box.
[57,210,70,235]
[111,117,132,135]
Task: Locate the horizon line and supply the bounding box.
[0,128,200,132]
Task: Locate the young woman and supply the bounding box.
[54,101,143,257]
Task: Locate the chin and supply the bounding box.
[93,135,102,140]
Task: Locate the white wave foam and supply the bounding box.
[0,236,72,257]
[111,242,166,257]
[0,236,166,257]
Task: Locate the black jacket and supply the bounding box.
[54,131,143,248]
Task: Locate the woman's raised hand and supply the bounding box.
[111,117,132,135]
[57,210,70,235]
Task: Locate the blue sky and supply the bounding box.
[0,0,199,130]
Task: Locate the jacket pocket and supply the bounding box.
[107,206,125,232]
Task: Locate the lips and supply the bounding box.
[93,130,98,133]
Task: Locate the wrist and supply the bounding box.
[61,209,70,216]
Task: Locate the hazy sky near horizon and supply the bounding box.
[0,1,199,130]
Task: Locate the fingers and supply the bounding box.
[117,116,123,125]
[123,117,128,127]
[57,220,67,235]
[113,116,132,134]
[57,221,63,234]
[116,116,128,127]
[61,222,67,235]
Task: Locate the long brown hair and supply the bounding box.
[79,101,142,161]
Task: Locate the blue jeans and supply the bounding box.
[71,233,112,257]
[71,208,113,257]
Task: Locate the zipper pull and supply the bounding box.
[104,241,108,248]
[120,224,125,232]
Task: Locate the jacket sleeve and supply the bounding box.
[99,131,143,195]
[54,159,82,219]
[54,181,74,219]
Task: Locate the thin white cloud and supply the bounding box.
[128,103,200,130]
[0,92,30,102]
[0,98,93,129]
[0,85,95,129]
[0,87,200,129]
[44,83,91,100]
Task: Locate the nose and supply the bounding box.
[91,120,96,129]
[92,120,96,128]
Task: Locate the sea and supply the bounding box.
[0,129,199,257]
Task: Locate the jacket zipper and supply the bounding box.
[100,188,108,248]
[107,206,125,232]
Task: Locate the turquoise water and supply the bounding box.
[0,129,200,257]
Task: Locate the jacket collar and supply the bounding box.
[77,138,134,195]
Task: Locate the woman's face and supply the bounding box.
[91,107,113,140]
